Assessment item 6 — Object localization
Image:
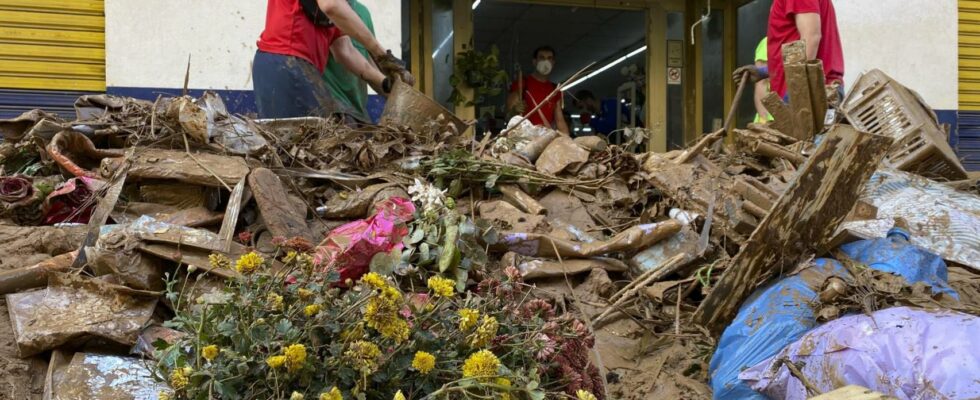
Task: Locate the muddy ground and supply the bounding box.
[0,225,84,400]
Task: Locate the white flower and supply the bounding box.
[407,178,447,215]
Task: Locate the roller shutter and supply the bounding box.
[959,0,980,170]
[0,0,105,91]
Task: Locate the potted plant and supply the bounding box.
[448,45,510,107]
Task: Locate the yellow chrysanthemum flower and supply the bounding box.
[411,351,436,374]
[284,344,307,372]
[458,308,479,331]
[576,390,598,400]
[235,252,264,274]
[290,392,305,400]
[201,344,219,361]
[297,288,314,300]
[426,276,455,298]
[468,315,499,348]
[304,304,321,317]
[360,272,388,290]
[319,387,343,400]
[284,250,299,263]
[341,324,365,342]
[169,367,192,390]
[393,390,406,400]
[208,253,230,270]
[345,340,382,373]
[267,292,284,311]
[266,355,286,369]
[496,377,513,400]
[462,350,500,381]
[158,391,173,400]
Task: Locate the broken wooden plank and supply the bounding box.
[809,385,896,400]
[218,179,246,253]
[100,149,249,188]
[693,125,894,335]
[71,156,129,270]
[248,168,314,242]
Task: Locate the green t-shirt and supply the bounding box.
[323,0,374,121]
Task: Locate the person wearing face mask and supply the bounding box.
[506,46,570,134]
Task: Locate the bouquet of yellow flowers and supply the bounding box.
[154,241,603,400]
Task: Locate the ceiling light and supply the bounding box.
[564,45,647,91]
[472,0,481,10]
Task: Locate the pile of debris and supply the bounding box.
[0,43,977,400]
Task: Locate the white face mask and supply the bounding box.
[535,60,553,76]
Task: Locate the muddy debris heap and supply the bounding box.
[0,48,979,399]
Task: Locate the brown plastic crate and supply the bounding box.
[842,69,968,181]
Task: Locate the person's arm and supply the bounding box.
[317,0,385,58]
[554,98,569,134]
[331,36,386,94]
[794,12,822,60]
[754,79,770,120]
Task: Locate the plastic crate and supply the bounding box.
[842,69,968,180]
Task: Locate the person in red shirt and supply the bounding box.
[253,0,413,119]
[506,46,570,134]
[734,0,844,100]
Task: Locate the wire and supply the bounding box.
[689,0,712,45]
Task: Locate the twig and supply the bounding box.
[499,62,596,137]
[777,357,821,396]
[182,133,233,191]
[548,240,610,400]
[674,285,682,335]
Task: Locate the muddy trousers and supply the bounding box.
[252,50,357,120]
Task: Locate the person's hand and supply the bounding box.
[512,100,526,115]
[733,65,762,87]
[374,50,415,87]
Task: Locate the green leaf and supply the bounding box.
[409,227,425,244]
[485,174,499,189]
[368,248,399,276]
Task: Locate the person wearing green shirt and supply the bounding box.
[323,0,375,122]
[753,37,775,123]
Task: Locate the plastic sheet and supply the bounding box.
[711,226,963,399]
[313,197,415,283]
[494,220,682,259]
[709,258,846,400]
[740,307,980,400]
[846,169,980,271]
[6,273,157,357]
[839,227,957,298]
[49,352,172,400]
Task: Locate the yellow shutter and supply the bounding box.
[0,0,105,92]
[961,0,980,110]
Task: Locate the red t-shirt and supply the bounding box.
[768,0,844,97]
[257,0,346,73]
[510,76,561,127]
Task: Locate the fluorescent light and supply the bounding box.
[472,0,481,9]
[571,114,580,118]
[564,45,647,91]
[432,31,455,59]
[583,127,593,132]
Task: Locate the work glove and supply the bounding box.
[374,50,415,87]
[733,65,763,87]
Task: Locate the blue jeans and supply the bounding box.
[252,50,358,120]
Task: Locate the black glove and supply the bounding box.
[374,50,415,86]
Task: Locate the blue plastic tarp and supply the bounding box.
[709,228,958,400]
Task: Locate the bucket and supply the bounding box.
[380,80,467,134]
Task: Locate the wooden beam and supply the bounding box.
[410,0,423,91]
[647,3,667,152]
[693,125,894,335]
[422,0,435,97]
[723,0,737,147]
[452,0,475,125]
[684,0,699,145]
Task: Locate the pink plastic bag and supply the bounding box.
[313,197,415,284]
